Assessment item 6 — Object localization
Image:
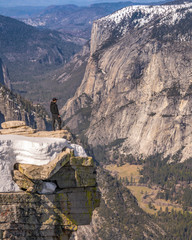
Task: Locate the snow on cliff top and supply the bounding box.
[0,135,87,192]
[98,2,192,27]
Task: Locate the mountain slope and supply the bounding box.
[22,2,144,43]
[0,14,81,105]
[0,58,11,89]
[0,14,80,67]
[62,2,192,163]
[71,168,165,240]
[0,6,45,18]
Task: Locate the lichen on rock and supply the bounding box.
[0,121,100,239]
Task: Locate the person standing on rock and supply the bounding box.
[50,98,62,131]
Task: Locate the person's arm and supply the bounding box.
[56,104,60,116]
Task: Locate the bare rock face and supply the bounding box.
[0,187,100,240]
[0,120,72,140]
[0,121,100,239]
[32,129,72,140]
[0,121,35,135]
[0,58,11,90]
[13,147,96,192]
[62,3,192,162]
[15,148,73,181]
[0,122,36,135]
[0,85,50,131]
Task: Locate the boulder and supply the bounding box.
[32,129,72,141]
[50,165,77,188]
[70,156,94,167]
[38,182,57,194]
[12,170,36,192]
[13,170,57,194]
[50,165,96,188]
[74,166,96,187]
[0,120,72,140]
[1,121,26,129]
[50,157,96,188]
[15,148,96,189]
[0,125,35,135]
[15,148,73,180]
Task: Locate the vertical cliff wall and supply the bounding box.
[0,58,11,90]
[61,3,192,162]
[0,187,99,240]
[0,85,50,130]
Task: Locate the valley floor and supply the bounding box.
[105,163,184,214]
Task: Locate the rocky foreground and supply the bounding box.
[0,121,100,240]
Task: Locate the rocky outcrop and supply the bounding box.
[0,85,51,131]
[62,2,192,162]
[0,58,11,90]
[0,120,72,139]
[71,168,166,240]
[0,121,100,239]
[0,187,99,240]
[0,120,36,135]
[13,147,96,191]
[1,120,26,129]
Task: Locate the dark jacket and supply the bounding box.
[50,101,59,115]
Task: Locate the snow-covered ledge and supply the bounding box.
[0,125,87,193]
[0,121,100,240]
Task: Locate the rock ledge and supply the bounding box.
[0,121,100,240]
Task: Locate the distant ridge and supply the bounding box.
[0,14,81,107]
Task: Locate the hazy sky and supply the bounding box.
[0,0,163,7]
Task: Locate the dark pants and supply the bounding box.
[52,114,62,131]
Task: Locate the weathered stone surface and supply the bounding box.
[0,187,100,239]
[0,121,72,140]
[15,147,96,190]
[12,170,36,192]
[50,165,96,188]
[16,148,73,180]
[50,166,76,188]
[32,129,73,141]
[12,171,57,194]
[70,156,94,167]
[0,125,35,135]
[0,121,100,239]
[74,166,96,187]
[1,120,26,129]
[0,223,72,240]
[61,3,192,163]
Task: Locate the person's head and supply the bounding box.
[52,97,58,102]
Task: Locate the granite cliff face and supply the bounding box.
[0,84,50,130]
[71,168,166,240]
[0,58,11,90]
[0,121,100,240]
[62,2,192,162]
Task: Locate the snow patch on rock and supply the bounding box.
[0,134,87,192]
[98,3,192,31]
[38,182,57,194]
